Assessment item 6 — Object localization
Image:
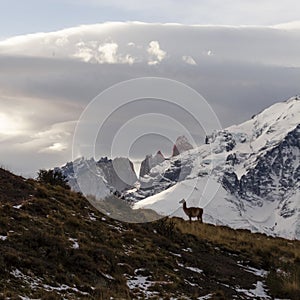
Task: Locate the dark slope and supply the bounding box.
[0,168,299,299]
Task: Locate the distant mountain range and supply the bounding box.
[58,96,300,239]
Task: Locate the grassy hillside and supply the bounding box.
[0,168,299,299]
[175,218,300,299]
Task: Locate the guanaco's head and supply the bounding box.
[179,199,186,204]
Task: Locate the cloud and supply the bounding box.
[147,40,167,65]
[55,35,70,47]
[1,22,300,67]
[73,40,136,64]
[40,143,68,153]
[273,21,300,29]
[0,120,76,176]
[73,41,95,62]
[0,113,23,137]
[182,55,197,65]
[97,42,118,63]
[1,22,300,175]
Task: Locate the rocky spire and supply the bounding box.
[139,150,165,178]
[172,135,193,157]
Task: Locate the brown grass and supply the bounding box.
[1,167,299,299]
[174,218,300,261]
[172,217,300,299]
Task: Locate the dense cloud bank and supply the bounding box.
[0,22,299,175]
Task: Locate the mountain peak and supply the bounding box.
[156,150,164,157]
[139,151,165,178]
[130,97,300,240]
[172,135,193,156]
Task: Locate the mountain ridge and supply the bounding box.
[58,96,300,239]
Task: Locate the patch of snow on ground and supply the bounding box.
[107,224,125,232]
[197,294,213,300]
[127,275,151,290]
[182,247,193,252]
[126,274,159,298]
[170,252,181,257]
[126,268,172,298]
[100,272,115,280]
[11,268,91,296]
[43,284,90,295]
[184,279,198,286]
[88,213,97,221]
[185,266,203,274]
[13,204,23,209]
[236,281,271,299]
[10,268,41,289]
[237,264,268,277]
[69,238,79,249]
[0,235,7,241]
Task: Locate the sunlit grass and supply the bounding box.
[172,217,300,298]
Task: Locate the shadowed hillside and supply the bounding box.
[0,168,299,299]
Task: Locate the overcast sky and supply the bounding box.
[0,1,300,176]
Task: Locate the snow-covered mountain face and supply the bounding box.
[132,96,300,240]
[57,97,299,239]
[58,157,137,200]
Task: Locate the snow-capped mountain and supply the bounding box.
[57,96,299,239]
[133,96,300,239]
[58,156,137,199]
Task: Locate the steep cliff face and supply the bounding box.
[98,157,138,192]
[172,135,194,156]
[139,135,194,178]
[236,124,300,203]
[221,124,300,203]
[139,151,165,178]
